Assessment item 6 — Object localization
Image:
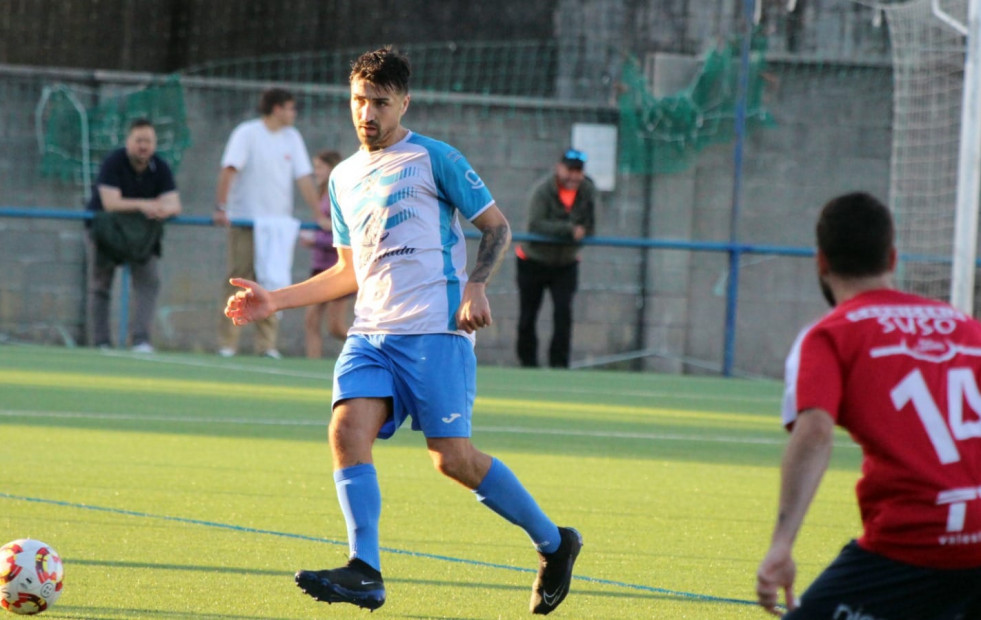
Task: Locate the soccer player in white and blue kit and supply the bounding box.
[224,47,581,615]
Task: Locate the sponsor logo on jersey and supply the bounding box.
[465,169,486,190]
[870,338,981,363]
[374,246,417,264]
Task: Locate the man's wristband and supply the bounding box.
[214,204,227,212]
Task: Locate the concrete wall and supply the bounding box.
[0,56,891,377]
[554,0,892,104]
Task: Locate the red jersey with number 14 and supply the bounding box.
[784,289,981,569]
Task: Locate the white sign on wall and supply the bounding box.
[571,123,618,191]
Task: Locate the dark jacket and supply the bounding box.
[85,148,176,261]
[519,173,596,266]
[86,148,176,213]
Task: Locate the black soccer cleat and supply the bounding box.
[530,526,582,615]
[295,558,386,611]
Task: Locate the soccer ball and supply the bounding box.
[0,539,64,615]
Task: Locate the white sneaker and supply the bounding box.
[262,349,283,360]
[218,347,236,358]
[131,343,155,354]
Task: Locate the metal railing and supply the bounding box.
[0,205,821,376]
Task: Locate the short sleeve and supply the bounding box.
[155,158,177,194]
[96,151,124,188]
[220,124,250,169]
[329,176,349,247]
[428,145,494,220]
[781,326,810,429]
[793,327,844,424]
[290,130,313,179]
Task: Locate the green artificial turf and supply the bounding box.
[0,345,861,619]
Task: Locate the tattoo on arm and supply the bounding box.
[470,223,511,284]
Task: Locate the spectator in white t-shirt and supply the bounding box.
[213,87,324,359]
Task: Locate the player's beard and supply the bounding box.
[819,276,836,307]
[358,123,378,148]
[358,122,391,150]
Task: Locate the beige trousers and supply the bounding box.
[218,227,279,353]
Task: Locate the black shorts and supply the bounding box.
[786,541,981,620]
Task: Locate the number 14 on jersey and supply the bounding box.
[891,367,981,533]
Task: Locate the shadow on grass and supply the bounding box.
[63,560,756,609]
[396,575,753,602]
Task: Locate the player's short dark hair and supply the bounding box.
[349,46,411,94]
[259,88,294,116]
[816,192,894,277]
[128,118,154,133]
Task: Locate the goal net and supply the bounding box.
[880,0,973,305]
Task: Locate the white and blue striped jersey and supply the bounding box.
[329,131,494,337]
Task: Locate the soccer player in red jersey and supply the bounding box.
[756,192,981,619]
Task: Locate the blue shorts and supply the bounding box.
[332,333,476,439]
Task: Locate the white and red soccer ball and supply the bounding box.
[0,539,64,615]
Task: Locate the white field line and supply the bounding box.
[96,351,781,404]
[0,409,856,448]
[0,409,323,426]
[513,385,781,403]
[97,350,330,380]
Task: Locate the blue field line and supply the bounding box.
[1,491,758,608]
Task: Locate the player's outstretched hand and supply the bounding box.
[224,278,275,326]
[756,545,796,616]
[456,282,492,333]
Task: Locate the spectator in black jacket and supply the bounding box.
[84,118,181,352]
[514,148,596,368]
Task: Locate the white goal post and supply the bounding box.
[948,0,981,313]
[881,0,981,313]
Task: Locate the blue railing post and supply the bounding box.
[722,0,757,377]
[722,245,743,377]
[118,265,130,348]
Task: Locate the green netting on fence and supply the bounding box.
[618,36,773,175]
[40,76,192,185]
[35,37,770,187]
[184,40,558,98]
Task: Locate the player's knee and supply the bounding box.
[430,451,464,480]
[328,414,360,448]
[431,448,483,486]
[329,403,384,449]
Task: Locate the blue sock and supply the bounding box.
[334,464,382,572]
[474,458,561,554]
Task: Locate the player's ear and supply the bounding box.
[816,248,831,277]
[400,93,410,116]
[886,246,897,271]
